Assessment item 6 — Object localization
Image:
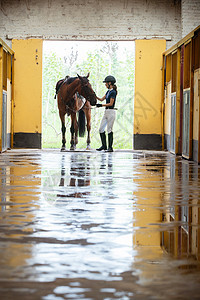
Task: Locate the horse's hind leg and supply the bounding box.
[70,122,75,150]
[61,122,66,151]
[59,111,66,151]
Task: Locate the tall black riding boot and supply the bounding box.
[107,132,113,152]
[96,132,107,151]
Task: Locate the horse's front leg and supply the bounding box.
[85,108,91,150]
[86,125,91,150]
[70,115,75,151]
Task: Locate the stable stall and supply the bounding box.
[162,25,200,163]
[0,39,14,152]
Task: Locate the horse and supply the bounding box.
[55,73,96,151]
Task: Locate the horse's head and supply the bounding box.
[77,73,97,106]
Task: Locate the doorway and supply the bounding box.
[42,41,135,150]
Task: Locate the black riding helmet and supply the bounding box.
[103,75,116,84]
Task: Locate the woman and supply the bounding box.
[96,75,117,152]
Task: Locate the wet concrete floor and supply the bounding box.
[0,149,200,300]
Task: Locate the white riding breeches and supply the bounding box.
[99,109,116,134]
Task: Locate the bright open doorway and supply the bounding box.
[42,41,135,149]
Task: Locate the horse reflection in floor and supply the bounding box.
[57,154,91,200]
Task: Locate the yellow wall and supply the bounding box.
[12,39,42,135]
[134,40,166,135]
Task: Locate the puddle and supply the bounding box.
[0,150,200,299]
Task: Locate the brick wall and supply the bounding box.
[1,0,199,50]
[0,0,181,49]
[182,0,200,37]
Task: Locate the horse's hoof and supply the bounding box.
[86,145,91,150]
[61,147,66,152]
[70,146,76,151]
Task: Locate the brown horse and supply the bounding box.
[55,74,96,151]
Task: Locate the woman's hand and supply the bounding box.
[96,103,102,108]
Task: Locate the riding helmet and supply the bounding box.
[103,75,116,84]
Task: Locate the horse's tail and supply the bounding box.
[78,109,86,137]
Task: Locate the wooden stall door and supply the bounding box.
[170,94,176,153]
[182,90,190,157]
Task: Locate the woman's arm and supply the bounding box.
[96,95,106,101]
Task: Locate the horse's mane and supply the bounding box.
[55,75,89,98]
[66,76,89,84]
[65,76,78,84]
[55,76,77,97]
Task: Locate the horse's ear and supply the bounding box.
[86,73,90,78]
[77,74,81,80]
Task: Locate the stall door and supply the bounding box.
[182,90,190,158]
[170,94,176,153]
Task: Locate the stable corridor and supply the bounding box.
[0,150,200,299]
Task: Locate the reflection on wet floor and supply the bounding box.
[0,149,200,299]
